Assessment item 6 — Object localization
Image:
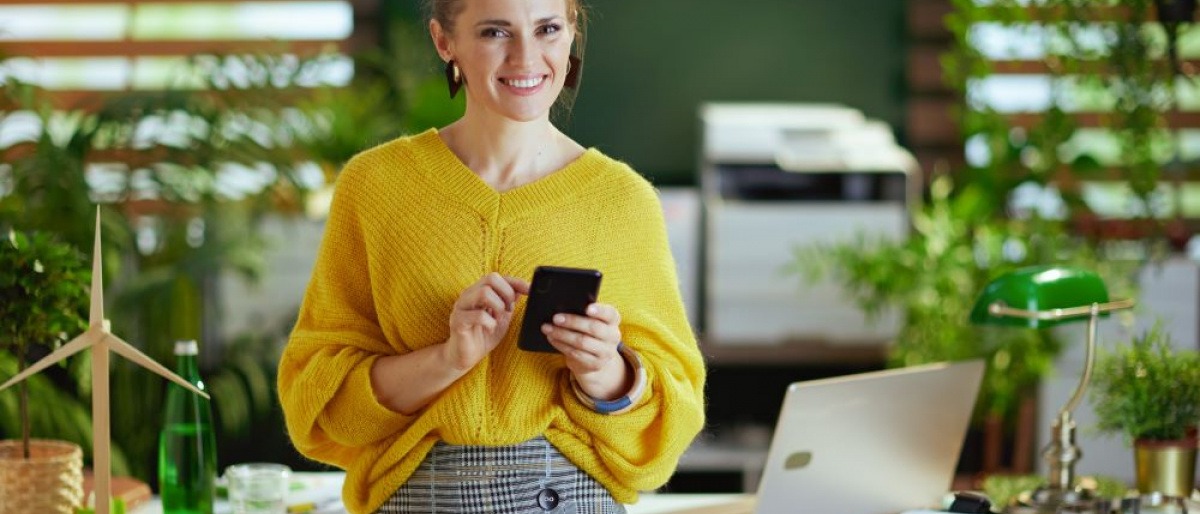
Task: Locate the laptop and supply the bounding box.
[749,359,985,514]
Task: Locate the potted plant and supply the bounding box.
[0,228,91,513]
[1089,323,1200,497]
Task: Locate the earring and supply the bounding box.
[445,60,463,98]
[565,55,581,89]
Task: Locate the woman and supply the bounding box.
[277,0,706,512]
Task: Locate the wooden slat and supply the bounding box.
[907,97,960,146]
[4,0,381,19]
[10,87,331,111]
[1071,216,1200,245]
[1009,111,1200,130]
[20,90,130,111]
[905,54,1200,94]
[989,59,1200,75]
[907,0,953,41]
[912,148,965,178]
[2,142,311,168]
[911,96,1200,145]
[5,0,347,4]
[0,40,348,58]
[907,44,947,93]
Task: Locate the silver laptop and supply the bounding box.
[752,359,985,514]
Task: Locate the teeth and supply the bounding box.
[504,77,544,89]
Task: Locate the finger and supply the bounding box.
[543,323,608,356]
[585,303,621,325]
[482,273,521,310]
[554,313,621,346]
[478,287,508,314]
[545,332,608,371]
[454,310,497,332]
[552,313,604,338]
[505,276,531,296]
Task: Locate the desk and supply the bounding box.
[131,472,754,514]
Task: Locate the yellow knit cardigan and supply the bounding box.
[277,129,707,514]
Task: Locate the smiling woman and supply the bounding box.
[275,0,707,513]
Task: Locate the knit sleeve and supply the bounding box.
[277,162,415,468]
[558,177,706,492]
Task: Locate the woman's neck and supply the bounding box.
[441,114,564,193]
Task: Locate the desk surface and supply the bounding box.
[131,472,754,514]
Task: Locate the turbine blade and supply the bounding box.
[0,331,101,392]
[104,335,210,399]
[89,208,104,326]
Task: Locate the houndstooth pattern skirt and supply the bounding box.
[374,437,627,514]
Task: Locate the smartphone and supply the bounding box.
[518,266,603,353]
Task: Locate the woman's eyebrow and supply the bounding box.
[474,15,564,28]
[475,19,513,27]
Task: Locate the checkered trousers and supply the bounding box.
[375,437,627,514]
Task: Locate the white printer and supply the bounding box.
[699,103,918,346]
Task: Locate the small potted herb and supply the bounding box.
[1089,323,1200,497]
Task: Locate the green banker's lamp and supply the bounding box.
[970,265,1135,513]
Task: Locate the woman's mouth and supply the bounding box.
[501,76,547,93]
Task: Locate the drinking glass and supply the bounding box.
[225,463,290,514]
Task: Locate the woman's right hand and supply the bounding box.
[444,272,530,371]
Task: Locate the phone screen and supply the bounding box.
[518,266,603,353]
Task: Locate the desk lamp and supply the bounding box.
[970,265,1135,513]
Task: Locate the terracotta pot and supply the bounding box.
[0,439,84,514]
[1134,436,1198,497]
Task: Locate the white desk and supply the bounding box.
[131,472,753,514]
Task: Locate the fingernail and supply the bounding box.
[587,305,597,315]
[553,314,565,324]
[542,324,552,333]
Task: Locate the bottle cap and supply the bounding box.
[174,340,199,356]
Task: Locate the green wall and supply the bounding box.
[390,1,907,185]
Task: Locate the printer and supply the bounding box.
[699,103,918,346]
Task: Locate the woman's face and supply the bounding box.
[433,0,574,123]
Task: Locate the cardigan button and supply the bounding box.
[536,488,560,511]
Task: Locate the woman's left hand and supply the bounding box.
[542,302,630,401]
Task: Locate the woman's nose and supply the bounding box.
[507,35,537,67]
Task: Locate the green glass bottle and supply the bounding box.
[158,340,217,514]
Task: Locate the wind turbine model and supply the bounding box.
[0,209,209,514]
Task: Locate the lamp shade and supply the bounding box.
[969,265,1111,328]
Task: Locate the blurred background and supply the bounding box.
[1,0,1198,496]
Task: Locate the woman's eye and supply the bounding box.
[481,27,508,38]
[539,23,562,35]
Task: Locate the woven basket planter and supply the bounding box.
[0,439,84,514]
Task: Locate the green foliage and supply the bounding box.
[0,19,453,479]
[982,474,1128,508]
[944,0,1183,226]
[982,474,1048,509]
[0,229,96,460]
[0,229,90,353]
[796,0,1188,430]
[290,18,462,173]
[794,176,1137,420]
[1090,323,1200,442]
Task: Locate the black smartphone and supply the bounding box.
[518,266,603,353]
